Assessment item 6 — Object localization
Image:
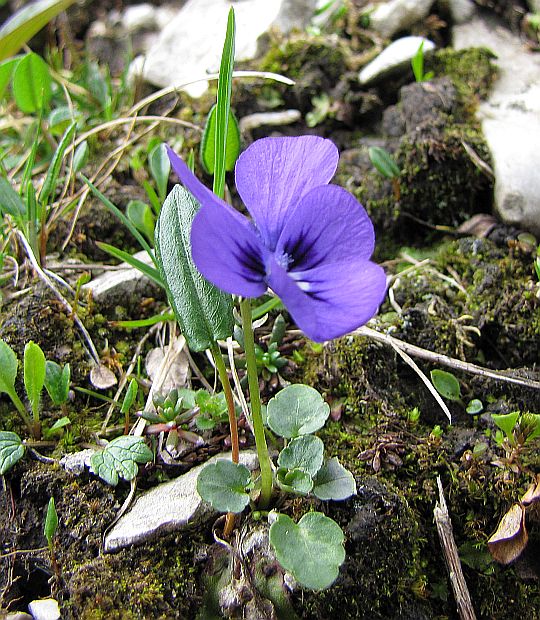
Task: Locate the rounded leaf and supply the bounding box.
[197,459,251,513]
[430,369,461,401]
[0,431,25,474]
[276,468,313,495]
[269,512,345,590]
[278,435,324,477]
[313,457,356,501]
[267,384,330,438]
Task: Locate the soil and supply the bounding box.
[1,2,539,619]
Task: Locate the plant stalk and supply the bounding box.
[211,344,239,537]
[239,298,273,508]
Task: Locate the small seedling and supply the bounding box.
[368,146,401,201]
[411,41,434,82]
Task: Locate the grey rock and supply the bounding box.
[83,250,157,304]
[104,451,260,552]
[5,614,33,620]
[367,0,435,39]
[27,599,61,620]
[527,0,540,12]
[447,0,476,24]
[142,0,317,97]
[59,449,96,475]
[454,15,540,235]
[358,36,435,85]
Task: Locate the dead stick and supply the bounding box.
[434,477,476,620]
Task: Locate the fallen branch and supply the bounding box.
[434,477,476,620]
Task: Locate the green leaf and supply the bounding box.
[278,435,324,477]
[120,378,138,414]
[43,416,71,438]
[0,56,22,100]
[96,242,163,289]
[196,459,251,513]
[276,467,313,495]
[267,384,330,438]
[0,430,25,474]
[0,339,18,394]
[0,0,75,61]
[126,199,155,244]
[313,457,356,501]
[43,496,58,546]
[411,41,425,82]
[12,52,52,113]
[155,185,234,351]
[212,7,236,198]
[368,146,400,179]
[0,176,26,220]
[89,435,153,486]
[73,140,89,173]
[148,142,170,202]
[44,360,70,405]
[200,105,240,175]
[269,512,345,590]
[39,120,76,206]
[24,341,46,421]
[430,369,461,401]
[491,411,520,441]
[466,399,483,415]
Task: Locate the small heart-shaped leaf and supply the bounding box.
[267,384,329,438]
[313,457,356,501]
[197,459,251,513]
[278,435,324,477]
[269,512,345,590]
[276,468,313,495]
[89,436,153,486]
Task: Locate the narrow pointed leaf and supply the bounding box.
[200,105,240,175]
[44,497,58,545]
[155,185,234,351]
[0,0,75,61]
[24,341,46,421]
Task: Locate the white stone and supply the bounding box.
[358,36,435,85]
[83,250,155,303]
[104,450,260,552]
[367,0,435,39]
[60,449,96,475]
[448,0,475,24]
[142,0,316,97]
[454,15,540,235]
[121,3,159,32]
[28,599,61,620]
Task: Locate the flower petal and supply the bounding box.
[266,257,387,342]
[167,146,227,211]
[275,184,375,273]
[191,204,268,298]
[235,136,339,250]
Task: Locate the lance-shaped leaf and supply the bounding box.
[155,185,234,351]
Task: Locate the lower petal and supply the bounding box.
[266,258,387,342]
[191,204,268,298]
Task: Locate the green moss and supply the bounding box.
[427,47,498,109]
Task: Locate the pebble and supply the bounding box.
[104,450,260,552]
[367,0,435,39]
[27,599,61,620]
[142,0,316,97]
[358,36,435,85]
[454,13,540,235]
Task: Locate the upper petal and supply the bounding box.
[276,184,375,273]
[191,203,268,298]
[266,256,387,342]
[167,145,228,211]
[235,136,339,250]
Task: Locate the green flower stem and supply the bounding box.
[9,388,39,439]
[240,297,273,507]
[211,344,239,464]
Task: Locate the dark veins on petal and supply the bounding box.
[283,226,328,271]
[232,240,266,284]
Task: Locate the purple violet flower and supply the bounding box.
[167,135,387,342]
